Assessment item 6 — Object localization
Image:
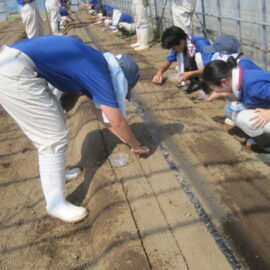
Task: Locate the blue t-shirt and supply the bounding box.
[238,57,263,71]
[103,3,114,16]
[89,0,99,4]
[10,35,118,108]
[119,13,134,23]
[17,0,32,5]
[59,7,68,16]
[237,58,270,109]
[166,36,213,66]
[103,3,113,11]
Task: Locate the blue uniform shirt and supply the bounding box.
[103,3,114,16]
[237,58,270,109]
[10,35,119,108]
[166,36,213,66]
[89,0,99,4]
[119,13,134,23]
[59,7,68,16]
[17,0,31,5]
[238,57,263,71]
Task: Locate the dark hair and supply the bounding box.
[202,56,237,89]
[161,26,187,49]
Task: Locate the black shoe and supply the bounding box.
[181,82,201,94]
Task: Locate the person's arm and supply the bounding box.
[88,100,126,143]
[152,61,172,84]
[249,108,270,128]
[179,68,204,82]
[207,92,236,102]
[100,105,150,155]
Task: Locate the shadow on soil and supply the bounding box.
[67,121,183,205]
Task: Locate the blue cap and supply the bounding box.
[203,34,240,54]
[116,54,140,100]
[94,3,102,12]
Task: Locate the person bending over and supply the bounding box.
[0,35,149,223]
[202,56,270,165]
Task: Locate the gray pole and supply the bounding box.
[261,0,267,70]
[200,0,206,29]
[216,0,222,35]
[236,0,241,42]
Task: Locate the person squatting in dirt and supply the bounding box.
[152,26,213,93]
[81,0,100,15]
[107,8,136,36]
[0,35,150,223]
[202,56,270,165]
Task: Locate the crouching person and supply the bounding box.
[152,26,212,93]
[0,35,150,223]
[203,57,270,165]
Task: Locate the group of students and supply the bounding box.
[17,0,73,38]
[1,1,269,224]
[83,0,150,51]
[152,25,270,166]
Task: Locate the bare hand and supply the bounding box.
[152,73,163,84]
[177,72,190,83]
[131,145,150,155]
[249,108,270,128]
[207,92,229,102]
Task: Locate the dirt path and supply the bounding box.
[0,12,269,270]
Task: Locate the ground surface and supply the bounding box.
[0,11,270,270]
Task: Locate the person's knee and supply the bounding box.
[37,130,68,155]
[236,110,264,137]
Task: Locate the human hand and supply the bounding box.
[131,145,150,155]
[207,92,228,102]
[249,108,270,128]
[152,73,163,84]
[177,72,190,82]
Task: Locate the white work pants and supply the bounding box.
[0,46,68,155]
[112,9,122,27]
[224,104,270,137]
[20,1,44,38]
[118,22,136,34]
[132,0,148,29]
[45,0,61,34]
[172,0,197,34]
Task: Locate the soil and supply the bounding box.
[0,11,270,270]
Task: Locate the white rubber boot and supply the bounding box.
[39,152,88,223]
[51,22,61,35]
[130,29,140,48]
[134,27,149,51]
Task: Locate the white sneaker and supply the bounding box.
[134,45,149,51]
[48,201,88,223]
[65,167,81,182]
[224,118,235,126]
[130,42,140,48]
